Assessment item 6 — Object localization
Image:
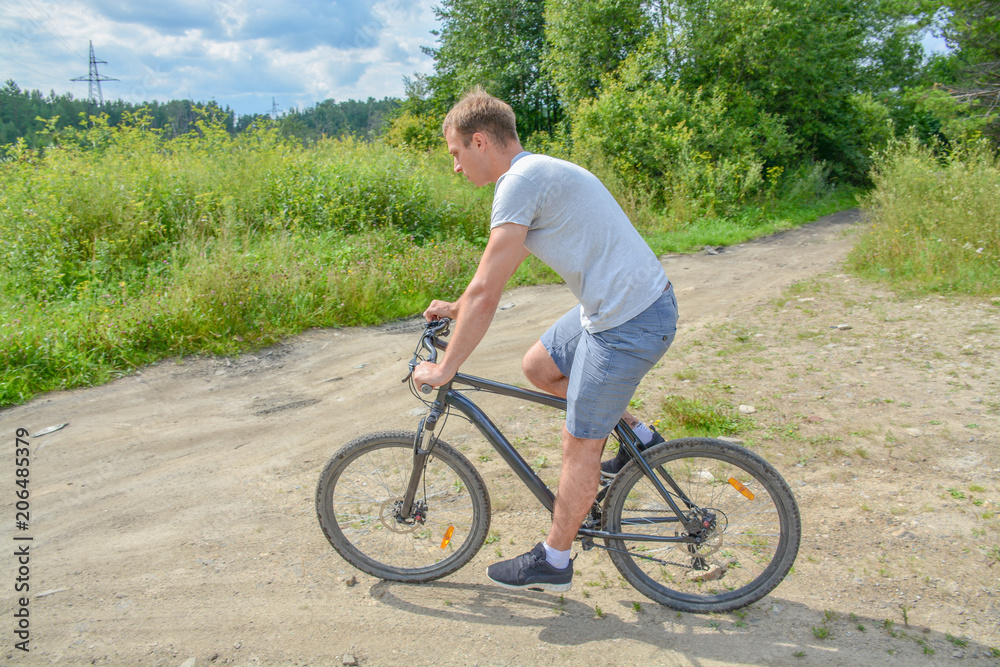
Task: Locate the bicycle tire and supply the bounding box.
[603,437,800,613]
[316,430,491,583]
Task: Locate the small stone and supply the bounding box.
[500,302,515,310]
[344,575,358,587]
[771,603,783,614]
[233,641,242,650]
[686,564,725,582]
[833,323,852,330]
[179,659,197,667]
[342,654,358,666]
[738,405,756,414]
[718,436,745,445]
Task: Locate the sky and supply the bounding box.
[0,0,440,116]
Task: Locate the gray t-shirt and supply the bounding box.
[491,152,668,332]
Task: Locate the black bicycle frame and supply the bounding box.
[413,371,703,545]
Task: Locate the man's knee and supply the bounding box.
[522,340,559,385]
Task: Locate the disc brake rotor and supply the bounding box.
[680,508,728,558]
[379,498,419,534]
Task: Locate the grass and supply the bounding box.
[848,135,1000,295]
[643,187,859,256]
[653,395,746,439]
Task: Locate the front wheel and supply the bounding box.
[316,430,491,582]
[603,437,800,613]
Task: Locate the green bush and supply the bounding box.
[0,112,483,300]
[849,135,1000,294]
[569,58,796,221]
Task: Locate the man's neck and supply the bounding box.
[490,142,525,182]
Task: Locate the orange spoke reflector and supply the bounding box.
[728,477,755,500]
[440,525,455,549]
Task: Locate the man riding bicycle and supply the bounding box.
[412,88,678,592]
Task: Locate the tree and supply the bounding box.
[423,0,560,137]
[574,0,915,179]
[543,0,652,110]
[936,0,1000,141]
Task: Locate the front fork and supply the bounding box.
[400,398,446,518]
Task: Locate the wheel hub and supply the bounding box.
[679,507,728,559]
[378,498,427,533]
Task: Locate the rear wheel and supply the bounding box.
[316,430,490,582]
[603,437,800,613]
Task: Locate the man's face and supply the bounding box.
[445,127,491,187]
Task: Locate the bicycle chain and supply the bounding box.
[586,540,705,570]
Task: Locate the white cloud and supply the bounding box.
[1,0,438,114]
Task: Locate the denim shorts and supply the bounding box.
[541,286,678,440]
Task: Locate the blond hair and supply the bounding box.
[442,87,519,148]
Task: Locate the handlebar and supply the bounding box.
[409,318,452,394]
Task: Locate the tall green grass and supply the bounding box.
[849,136,1000,294]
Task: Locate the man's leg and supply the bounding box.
[524,340,645,427]
[486,298,675,591]
[522,339,567,396]
[546,425,604,551]
[523,340,604,550]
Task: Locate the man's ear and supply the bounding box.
[471,131,488,150]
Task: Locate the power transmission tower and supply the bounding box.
[271,97,281,119]
[71,41,118,108]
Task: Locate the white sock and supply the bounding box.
[633,421,654,445]
[542,542,571,570]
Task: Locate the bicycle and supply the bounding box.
[316,318,801,613]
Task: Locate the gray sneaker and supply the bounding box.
[486,543,572,592]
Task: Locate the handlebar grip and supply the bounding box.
[420,384,433,395]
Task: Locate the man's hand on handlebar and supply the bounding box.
[412,359,455,392]
[423,299,458,322]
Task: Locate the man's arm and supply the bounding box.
[413,223,529,388]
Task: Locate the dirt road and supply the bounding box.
[3,209,999,666]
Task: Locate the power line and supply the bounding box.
[70,41,118,107]
[13,0,84,59]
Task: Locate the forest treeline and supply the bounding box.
[0,81,400,146]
